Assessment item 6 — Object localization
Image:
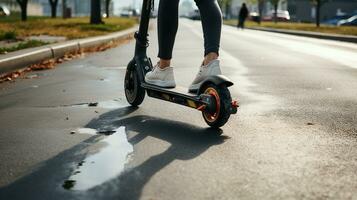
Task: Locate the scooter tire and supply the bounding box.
[124,67,145,106]
[201,83,232,128]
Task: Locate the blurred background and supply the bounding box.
[0,0,356,26]
[0,0,356,54]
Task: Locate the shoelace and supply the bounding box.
[197,66,204,76]
[152,63,163,77]
[152,63,160,73]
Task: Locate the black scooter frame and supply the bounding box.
[127,0,237,115]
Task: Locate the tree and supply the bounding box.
[16,0,28,21]
[310,0,329,27]
[311,0,321,27]
[269,0,280,23]
[247,0,265,24]
[48,0,59,18]
[218,0,233,19]
[90,0,103,24]
[62,0,66,18]
[3,0,17,7]
[257,0,264,24]
[105,0,111,18]
[224,0,232,19]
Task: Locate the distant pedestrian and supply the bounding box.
[237,3,249,29]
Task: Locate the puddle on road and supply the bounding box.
[70,99,125,109]
[41,99,126,109]
[73,128,97,135]
[67,100,125,109]
[72,128,117,136]
[63,126,133,191]
[95,100,126,109]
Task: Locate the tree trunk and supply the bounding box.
[258,0,264,24]
[62,0,67,19]
[90,0,103,24]
[274,3,278,23]
[225,2,231,19]
[105,0,110,18]
[49,0,58,18]
[316,0,320,27]
[21,3,27,21]
[16,0,28,21]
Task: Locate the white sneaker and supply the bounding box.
[145,64,176,88]
[188,59,222,92]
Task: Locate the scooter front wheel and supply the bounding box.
[124,67,145,106]
[201,84,232,128]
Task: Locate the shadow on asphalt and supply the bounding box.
[0,106,228,200]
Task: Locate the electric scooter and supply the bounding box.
[124,0,238,128]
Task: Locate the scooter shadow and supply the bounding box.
[85,107,229,199]
[0,106,228,200]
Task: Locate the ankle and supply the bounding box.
[158,59,171,69]
[203,53,218,66]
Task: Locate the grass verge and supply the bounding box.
[0,31,17,41]
[0,40,49,54]
[0,34,134,83]
[224,20,357,36]
[0,14,137,40]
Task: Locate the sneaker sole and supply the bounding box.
[145,78,176,88]
[188,83,200,93]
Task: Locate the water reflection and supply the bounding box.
[63,127,133,191]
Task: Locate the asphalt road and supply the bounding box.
[0,19,357,200]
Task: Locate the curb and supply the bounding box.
[0,26,138,75]
[246,27,357,43]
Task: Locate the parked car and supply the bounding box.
[337,15,357,26]
[262,10,290,22]
[189,9,200,20]
[322,14,352,25]
[120,8,140,17]
[0,5,11,16]
[249,12,260,23]
[120,9,133,17]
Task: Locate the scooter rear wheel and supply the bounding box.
[124,67,145,106]
[201,84,232,128]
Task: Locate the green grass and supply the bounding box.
[0,12,42,22]
[0,13,136,52]
[0,13,137,39]
[0,31,17,41]
[224,20,357,36]
[0,40,49,54]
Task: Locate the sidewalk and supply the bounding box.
[247,26,357,43]
[0,26,138,75]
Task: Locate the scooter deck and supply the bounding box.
[141,83,197,98]
[141,83,203,109]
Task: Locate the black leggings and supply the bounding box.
[157,0,222,59]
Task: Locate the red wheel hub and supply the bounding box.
[203,87,220,122]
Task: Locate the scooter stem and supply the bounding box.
[134,0,153,58]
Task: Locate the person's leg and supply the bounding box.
[238,18,243,29]
[194,0,222,65]
[144,0,179,88]
[157,0,180,69]
[188,0,222,92]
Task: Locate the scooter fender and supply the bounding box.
[198,75,234,93]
